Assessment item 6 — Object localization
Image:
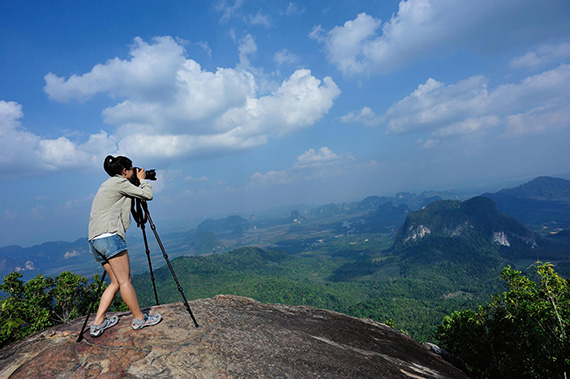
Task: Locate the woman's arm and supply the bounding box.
[118,177,153,200]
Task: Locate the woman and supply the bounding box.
[88,155,162,337]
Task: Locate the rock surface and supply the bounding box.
[0,295,467,378]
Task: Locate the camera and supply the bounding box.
[130,168,157,186]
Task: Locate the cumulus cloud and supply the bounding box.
[380,64,570,140]
[341,106,382,127]
[0,101,114,176]
[251,147,354,186]
[0,101,40,172]
[41,36,340,163]
[310,0,570,76]
[45,37,186,102]
[294,147,346,168]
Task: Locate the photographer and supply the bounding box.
[87,155,162,337]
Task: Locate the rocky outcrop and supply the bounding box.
[402,225,432,244]
[0,295,467,378]
[493,231,511,246]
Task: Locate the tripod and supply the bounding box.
[132,198,199,328]
[77,199,199,342]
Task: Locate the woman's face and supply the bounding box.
[121,166,134,178]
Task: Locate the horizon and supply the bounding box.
[1,1,570,247]
[3,172,569,249]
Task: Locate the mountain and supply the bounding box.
[483,176,570,229]
[493,176,570,200]
[394,196,536,251]
[0,239,93,280]
[0,296,468,378]
[194,215,249,235]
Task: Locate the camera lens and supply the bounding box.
[146,169,157,181]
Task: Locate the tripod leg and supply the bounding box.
[147,212,199,327]
[141,224,160,305]
[77,270,107,342]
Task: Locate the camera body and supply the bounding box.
[129,168,157,186]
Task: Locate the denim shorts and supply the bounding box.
[89,234,128,264]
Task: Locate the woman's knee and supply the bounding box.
[107,281,120,292]
[116,276,133,288]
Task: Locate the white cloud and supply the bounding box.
[248,11,271,27]
[217,1,272,27]
[294,147,345,168]
[310,12,381,75]
[185,175,210,182]
[381,64,570,139]
[433,116,500,138]
[45,37,186,102]
[217,0,244,23]
[251,147,354,186]
[384,75,490,134]
[40,36,340,165]
[340,106,382,127]
[251,170,293,186]
[510,42,570,70]
[274,49,298,66]
[0,101,40,173]
[0,101,110,176]
[285,2,302,16]
[311,0,570,76]
[196,41,212,58]
[237,33,257,71]
[505,105,570,137]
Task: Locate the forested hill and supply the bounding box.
[394,196,535,251]
[483,176,570,229]
[492,176,570,200]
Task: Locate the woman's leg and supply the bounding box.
[93,262,120,325]
[106,250,144,320]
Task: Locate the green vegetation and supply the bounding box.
[132,233,507,341]
[435,263,570,378]
[0,271,126,348]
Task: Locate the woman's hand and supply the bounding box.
[136,168,146,180]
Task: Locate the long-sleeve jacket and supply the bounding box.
[88,175,153,241]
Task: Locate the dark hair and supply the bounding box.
[103,155,133,177]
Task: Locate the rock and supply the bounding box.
[0,295,468,378]
[423,342,467,374]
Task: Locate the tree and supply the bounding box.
[0,271,127,348]
[435,262,570,378]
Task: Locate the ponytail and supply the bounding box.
[103,155,133,177]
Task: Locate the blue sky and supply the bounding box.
[1,0,570,247]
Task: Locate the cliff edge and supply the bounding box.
[0,295,466,378]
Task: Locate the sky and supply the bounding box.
[1,0,569,247]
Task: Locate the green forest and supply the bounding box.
[132,236,507,341]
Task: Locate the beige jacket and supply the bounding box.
[88,175,153,241]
